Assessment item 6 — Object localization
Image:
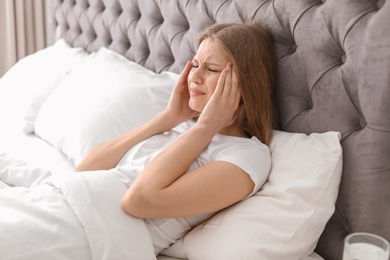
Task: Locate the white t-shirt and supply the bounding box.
[112,120,271,254]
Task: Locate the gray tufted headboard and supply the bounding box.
[46,0,390,259]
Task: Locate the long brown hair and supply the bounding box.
[196,23,276,145]
[183,23,276,239]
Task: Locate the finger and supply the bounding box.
[230,65,238,95]
[173,61,192,95]
[178,61,192,85]
[231,66,241,104]
[215,67,228,95]
[223,63,233,96]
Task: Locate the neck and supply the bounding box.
[219,123,249,138]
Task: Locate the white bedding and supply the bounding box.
[0,168,156,259]
[0,127,157,259]
[0,130,158,259]
[0,132,325,260]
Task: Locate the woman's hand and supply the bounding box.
[197,63,241,133]
[121,64,250,219]
[160,61,197,128]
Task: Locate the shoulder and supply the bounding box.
[208,135,271,194]
[209,134,271,169]
[211,134,270,158]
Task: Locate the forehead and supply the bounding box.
[195,38,228,62]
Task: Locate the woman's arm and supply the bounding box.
[121,125,255,218]
[122,63,254,218]
[75,61,196,172]
[75,114,174,171]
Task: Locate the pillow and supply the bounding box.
[35,47,179,165]
[162,130,343,259]
[0,39,89,134]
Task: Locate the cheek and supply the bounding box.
[207,75,220,95]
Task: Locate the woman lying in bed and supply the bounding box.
[0,22,275,257]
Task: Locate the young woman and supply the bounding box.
[76,22,276,252]
[0,23,276,257]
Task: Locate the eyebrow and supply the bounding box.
[192,58,223,68]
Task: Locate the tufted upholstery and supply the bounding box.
[46,0,390,259]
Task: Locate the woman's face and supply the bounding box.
[188,38,230,112]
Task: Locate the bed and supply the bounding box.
[0,0,389,259]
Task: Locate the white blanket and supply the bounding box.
[0,170,156,260]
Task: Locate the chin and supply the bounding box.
[189,101,204,113]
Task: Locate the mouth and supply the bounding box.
[189,87,205,97]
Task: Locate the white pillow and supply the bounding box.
[162,130,343,259]
[35,47,179,165]
[0,39,89,134]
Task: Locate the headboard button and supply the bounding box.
[307,100,313,109]
[341,54,346,63]
[291,43,297,53]
[359,117,367,128]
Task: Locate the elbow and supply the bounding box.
[121,189,154,219]
[74,159,93,172]
[74,164,84,172]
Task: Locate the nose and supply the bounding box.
[189,67,203,85]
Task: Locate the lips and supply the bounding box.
[189,87,205,97]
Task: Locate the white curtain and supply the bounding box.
[0,0,46,76]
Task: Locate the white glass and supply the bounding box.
[343,232,390,260]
